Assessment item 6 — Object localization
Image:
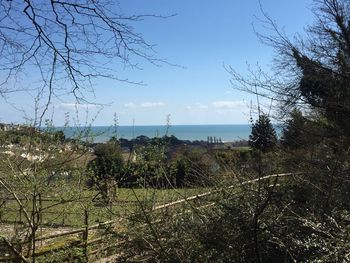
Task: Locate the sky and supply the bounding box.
[0,0,315,126]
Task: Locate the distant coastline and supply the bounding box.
[59,124,253,143]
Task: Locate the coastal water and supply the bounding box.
[61,124,253,143]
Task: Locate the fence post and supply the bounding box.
[62,210,65,226]
[39,194,43,247]
[82,209,89,261]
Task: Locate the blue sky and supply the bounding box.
[0,0,314,126]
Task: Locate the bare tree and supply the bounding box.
[0,0,166,109]
[228,0,350,132]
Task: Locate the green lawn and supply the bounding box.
[0,187,209,227]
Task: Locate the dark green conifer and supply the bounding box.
[249,114,277,152]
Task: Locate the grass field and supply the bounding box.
[0,187,209,227]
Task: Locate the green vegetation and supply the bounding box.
[0,187,208,227]
[1,0,350,262]
[112,0,350,262]
[87,142,124,203]
[248,114,277,153]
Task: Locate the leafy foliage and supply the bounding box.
[87,142,124,202]
[171,147,216,187]
[88,143,124,182]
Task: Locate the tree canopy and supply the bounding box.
[248,114,277,152]
[88,142,124,182]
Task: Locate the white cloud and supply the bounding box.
[140,102,166,108]
[124,102,166,109]
[197,104,209,109]
[212,100,246,110]
[124,102,137,108]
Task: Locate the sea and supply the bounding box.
[61,124,255,143]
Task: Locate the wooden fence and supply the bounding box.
[0,172,299,262]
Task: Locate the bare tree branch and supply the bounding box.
[0,0,172,116]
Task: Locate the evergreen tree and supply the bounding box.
[281,109,306,149]
[249,114,277,152]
